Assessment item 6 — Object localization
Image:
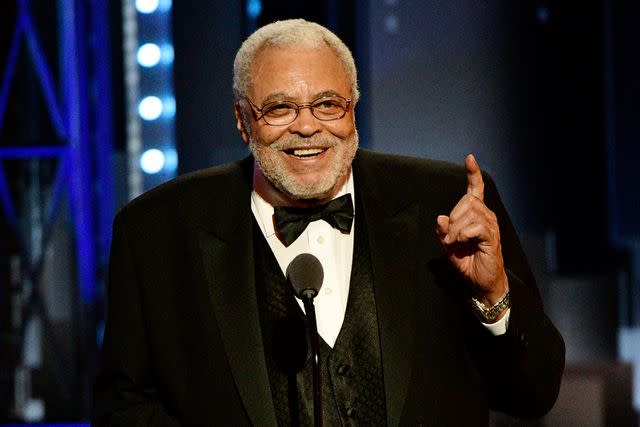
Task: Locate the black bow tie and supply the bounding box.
[273,194,354,247]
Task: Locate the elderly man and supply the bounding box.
[94,19,564,426]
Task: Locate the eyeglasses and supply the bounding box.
[243,95,352,126]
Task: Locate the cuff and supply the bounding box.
[481,308,510,336]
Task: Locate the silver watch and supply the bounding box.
[470,289,511,323]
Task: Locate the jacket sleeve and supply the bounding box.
[92,211,181,427]
[467,173,565,419]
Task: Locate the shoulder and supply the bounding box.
[353,149,503,212]
[355,148,499,189]
[353,149,469,199]
[115,156,253,225]
[355,149,465,179]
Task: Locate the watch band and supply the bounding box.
[470,289,511,323]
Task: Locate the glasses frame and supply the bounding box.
[243,95,352,126]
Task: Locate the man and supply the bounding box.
[93,19,564,426]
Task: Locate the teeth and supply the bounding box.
[292,148,324,157]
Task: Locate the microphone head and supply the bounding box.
[286,253,324,300]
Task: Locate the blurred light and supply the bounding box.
[164,148,178,173]
[537,6,550,24]
[384,15,399,33]
[140,149,165,174]
[97,322,105,348]
[162,96,176,118]
[138,96,163,120]
[159,0,173,12]
[247,0,262,19]
[161,44,174,64]
[23,399,44,423]
[137,43,161,67]
[135,0,159,14]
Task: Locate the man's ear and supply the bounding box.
[234,103,249,144]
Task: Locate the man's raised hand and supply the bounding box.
[435,154,508,306]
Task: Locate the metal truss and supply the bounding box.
[0,0,114,420]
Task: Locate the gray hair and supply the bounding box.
[233,19,359,103]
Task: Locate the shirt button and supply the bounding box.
[324,288,333,295]
[337,364,349,375]
[317,235,325,244]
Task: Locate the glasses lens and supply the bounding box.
[311,97,348,120]
[262,102,297,125]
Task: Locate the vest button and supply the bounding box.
[346,406,356,417]
[337,364,349,375]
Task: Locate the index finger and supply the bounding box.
[465,153,484,201]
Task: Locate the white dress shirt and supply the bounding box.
[250,172,509,347]
[251,173,355,347]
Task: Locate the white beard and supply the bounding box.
[248,130,358,200]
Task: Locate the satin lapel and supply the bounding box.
[196,159,277,427]
[355,155,420,427]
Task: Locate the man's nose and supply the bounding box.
[288,106,321,136]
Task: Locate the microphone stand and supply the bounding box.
[287,253,324,427]
[301,291,322,427]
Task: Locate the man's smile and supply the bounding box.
[284,147,329,158]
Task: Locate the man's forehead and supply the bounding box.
[254,43,328,59]
[251,44,341,72]
[249,45,349,100]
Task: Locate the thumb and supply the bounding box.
[436,215,449,242]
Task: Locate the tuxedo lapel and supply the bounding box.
[195,157,277,426]
[354,151,420,427]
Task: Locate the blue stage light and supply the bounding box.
[164,148,178,173]
[125,0,177,191]
[135,0,159,14]
[159,0,173,12]
[161,44,174,64]
[137,43,161,67]
[247,0,262,19]
[537,6,550,24]
[162,96,176,118]
[138,96,163,120]
[140,149,165,174]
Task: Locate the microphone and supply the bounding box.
[286,253,324,427]
[286,253,324,301]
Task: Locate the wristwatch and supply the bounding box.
[469,289,511,323]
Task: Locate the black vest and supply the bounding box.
[253,204,387,426]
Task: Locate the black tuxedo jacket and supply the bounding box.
[93,149,564,426]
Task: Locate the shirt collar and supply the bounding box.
[251,170,355,238]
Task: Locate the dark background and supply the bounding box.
[1,0,638,424]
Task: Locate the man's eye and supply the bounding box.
[264,103,294,117]
[314,99,341,111]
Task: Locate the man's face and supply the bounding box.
[239,45,358,202]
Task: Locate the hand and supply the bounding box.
[435,154,508,306]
